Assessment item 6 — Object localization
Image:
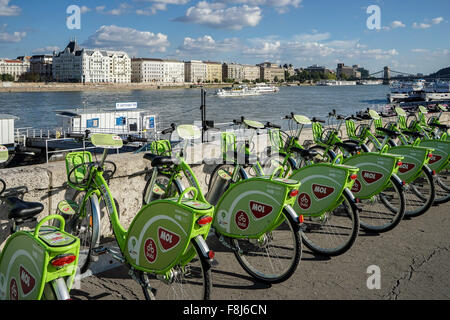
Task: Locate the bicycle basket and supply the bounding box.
[355,124,369,139]
[322,129,338,145]
[150,140,172,156]
[65,151,93,191]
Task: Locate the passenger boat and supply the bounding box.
[216,85,261,97]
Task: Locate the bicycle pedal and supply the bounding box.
[93,247,108,255]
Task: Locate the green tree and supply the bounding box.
[1,74,15,81]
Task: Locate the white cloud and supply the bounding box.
[179,35,240,52]
[80,6,91,14]
[412,22,431,29]
[0,0,20,16]
[83,25,170,54]
[136,0,190,15]
[431,17,444,25]
[215,0,302,13]
[96,3,132,15]
[175,1,262,30]
[0,24,25,43]
[390,21,405,29]
[32,46,60,54]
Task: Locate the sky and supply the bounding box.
[0,0,449,75]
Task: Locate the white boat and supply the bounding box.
[253,83,280,94]
[387,79,426,102]
[423,80,450,101]
[216,85,261,97]
[357,80,383,85]
[317,80,357,86]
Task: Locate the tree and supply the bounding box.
[1,74,15,81]
[274,76,279,83]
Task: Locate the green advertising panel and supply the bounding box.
[91,134,123,149]
[290,163,358,217]
[0,145,8,164]
[388,145,432,183]
[418,140,450,172]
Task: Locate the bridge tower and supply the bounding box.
[383,66,391,85]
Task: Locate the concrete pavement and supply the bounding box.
[71,201,450,301]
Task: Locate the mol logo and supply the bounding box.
[429,155,442,165]
[351,179,362,193]
[235,211,249,230]
[19,266,36,296]
[362,171,383,184]
[298,193,311,210]
[398,163,416,174]
[144,238,157,263]
[312,184,335,200]
[249,201,273,219]
[9,278,18,300]
[158,228,181,252]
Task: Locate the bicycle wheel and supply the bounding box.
[403,167,436,217]
[142,172,180,205]
[142,241,212,300]
[359,176,406,233]
[231,211,302,284]
[260,153,292,177]
[434,167,450,204]
[301,190,359,256]
[66,191,100,274]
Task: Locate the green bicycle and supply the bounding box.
[263,112,406,234]
[0,146,80,300]
[346,109,436,218]
[142,123,303,284]
[387,106,450,204]
[60,134,216,300]
[207,118,361,257]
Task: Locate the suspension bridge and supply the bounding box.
[365,66,450,84]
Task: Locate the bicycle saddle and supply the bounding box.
[7,197,44,221]
[292,148,319,160]
[144,154,177,167]
[376,127,401,138]
[335,142,362,153]
[401,130,425,139]
[225,151,258,165]
[429,123,449,130]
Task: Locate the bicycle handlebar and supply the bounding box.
[161,123,176,135]
[311,117,326,124]
[265,122,281,129]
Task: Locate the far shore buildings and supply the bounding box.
[184,60,207,83]
[131,58,184,83]
[52,40,131,83]
[257,62,285,82]
[305,64,335,77]
[0,57,30,81]
[30,55,53,81]
[336,63,362,79]
[204,61,222,83]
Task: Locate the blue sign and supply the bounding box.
[87,118,99,128]
[149,117,155,129]
[116,117,126,126]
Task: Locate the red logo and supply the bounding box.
[312,184,335,200]
[235,211,249,230]
[158,228,181,252]
[19,266,35,296]
[9,278,18,300]
[362,171,384,184]
[398,163,416,174]
[144,238,157,263]
[297,193,311,210]
[249,201,273,219]
[351,179,362,193]
[429,155,443,165]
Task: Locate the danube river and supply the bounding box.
[0,85,390,130]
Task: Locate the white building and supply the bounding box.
[184,60,207,83]
[0,58,30,81]
[52,40,131,83]
[131,58,184,83]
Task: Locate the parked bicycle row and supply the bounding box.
[0,104,448,300]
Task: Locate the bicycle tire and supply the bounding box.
[403,166,436,218]
[142,240,212,300]
[359,176,406,233]
[301,189,360,256]
[434,167,450,204]
[231,210,302,284]
[142,171,180,205]
[65,191,100,274]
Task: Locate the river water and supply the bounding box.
[0,85,390,130]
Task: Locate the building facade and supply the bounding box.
[131,58,184,83]
[0,58,30,81]
[223,63,245,82]
[204,61,222,83]
[162,60,185,83]
[184,60,207,83]
[257,62,285,82]
[336,63,361,79]
[243,65,261,81]
[52,40,131,83]
[30,55,53,81]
